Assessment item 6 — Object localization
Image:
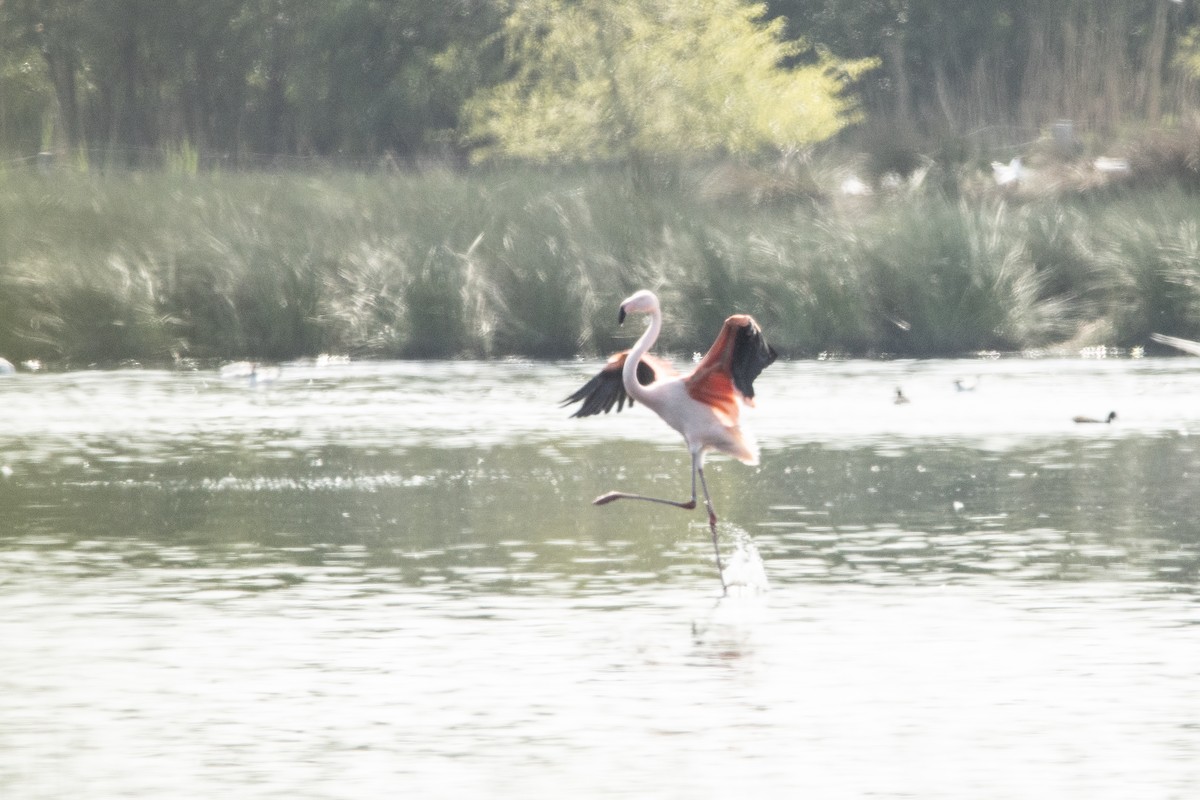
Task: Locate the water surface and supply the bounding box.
[1,358,1197,798]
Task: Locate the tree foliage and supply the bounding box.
[769,0,1200,138]
[466,0,878,162]
[0,0,503,164]
[0,0,1198,166]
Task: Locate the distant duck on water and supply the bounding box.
[1073,411,1117,424]
[894,387,910,405]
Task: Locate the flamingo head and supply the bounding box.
[618,289,660,324]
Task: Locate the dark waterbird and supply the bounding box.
[954,377,980,392]
[1073,411,1117,424]
[563,289,776,592]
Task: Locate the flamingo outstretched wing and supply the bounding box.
[685,315,777,421]
[563,352,672,418]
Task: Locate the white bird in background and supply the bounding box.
[840,175,871,196]
[1093,157,1130,175]
[563,289,777,592]
[992,157,1023,187]
[0,357,14,375]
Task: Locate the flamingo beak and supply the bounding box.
[618,306,627,325]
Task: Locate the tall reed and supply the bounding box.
[0,165,1197,365]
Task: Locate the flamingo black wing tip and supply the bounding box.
[563,368,630,418]
[564,354,657,418]
[731,321,777,399]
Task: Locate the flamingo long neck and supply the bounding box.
[623,307,662,405]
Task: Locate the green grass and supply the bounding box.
[2,165,1199,366]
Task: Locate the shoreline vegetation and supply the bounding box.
[4,159,1200,368]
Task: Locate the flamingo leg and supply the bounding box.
[593,451,727,593]
[696,462,727,592]
[591,485,697,511]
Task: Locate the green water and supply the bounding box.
[1,359,1197,797]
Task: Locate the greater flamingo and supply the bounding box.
[563,289,777,590]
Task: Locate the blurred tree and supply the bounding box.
[0,39,54,156]
[0,0,94,152]
[1173,23,1200,80]
[767,0,1197,141]
[2,0,1196,167]
[465,0,877,162]
[285,0,504,161]
[0,0,505,164]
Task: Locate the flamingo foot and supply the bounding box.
[591,492,697,510]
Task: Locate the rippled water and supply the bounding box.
[1,358,1198,798]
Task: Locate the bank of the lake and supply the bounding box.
[3,166,1200,366]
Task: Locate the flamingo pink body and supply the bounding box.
[563,289,777,590]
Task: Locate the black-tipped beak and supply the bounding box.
[618,307,627,325]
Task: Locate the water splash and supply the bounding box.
[721,525,769,596]
[691,527,771,657]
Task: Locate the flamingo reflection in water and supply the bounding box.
[563,290,777,592]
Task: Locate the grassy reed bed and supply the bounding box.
[2,165,1200,366]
